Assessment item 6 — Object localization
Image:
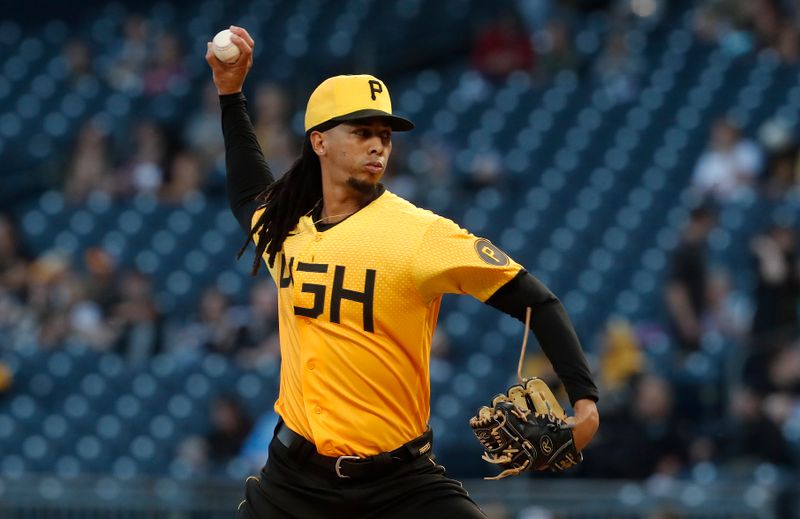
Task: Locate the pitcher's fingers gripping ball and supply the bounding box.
[205,26,255,96]
[469,377,582,479]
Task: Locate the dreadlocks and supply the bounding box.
[238,136,322,275]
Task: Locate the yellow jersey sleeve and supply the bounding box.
[250,206,265,238]
[412,217,523,303]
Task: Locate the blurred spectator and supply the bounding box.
[537,19,581,79]
[63,119,113,203]
[205,396,254,465]
[0,213,30,349]
[108,14,150,93]
[703,268,751,342]
[598,318,643,394]
[751,0,782,51]
[66,263,116,349]
[0,361,12,397]
[588,374,690,478]
[750,224,800,340]
[692,117,762,202]
[664,205,717,354]
[252,83,297,178]
[184,83,225,173]
[466,151,504,189]
[20,253,72,348]
[240,406,279,471]
[692,2,727,43]
[109,270,164,364]
[694,1,798,61]
[693,0,755,55]
[174,435,209,474]
[0,214,30,297]
[471,8,535,81]
[766,344,800,394]
[623,374,690,477]
[233,279,280,368]
[159,150,205,204]
[115,119,168,196]
[176,395,254,474]
[143,34,187,96]
[593,32,641,104]
[725,386,797,468]
[757,117,799,199]
[16,253,114,350]
[762,148,800,200]
[0,286,26,342]
[62,38,94,84]
[174,287,241,356]
[758,117,796,154]
[82,247,119,309]
[69,299,115,349]
[776,22,800,64]
[738,341,800,474]
[742,336,791,394]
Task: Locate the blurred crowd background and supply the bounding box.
[3,0,800,517]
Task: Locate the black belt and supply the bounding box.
[275,422,433,479]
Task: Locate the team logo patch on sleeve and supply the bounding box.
[474,239,510,266]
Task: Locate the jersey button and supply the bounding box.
[307,361,315,370]
[315,406,322,415]
[314,235,322,242]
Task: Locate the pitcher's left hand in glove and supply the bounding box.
[469,377,582,480]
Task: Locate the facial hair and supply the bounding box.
[346,176,381,195]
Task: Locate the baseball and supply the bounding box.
[212,29,241,64]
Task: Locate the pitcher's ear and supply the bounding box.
[309,131,326,156]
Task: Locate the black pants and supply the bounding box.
[236,435,487,519]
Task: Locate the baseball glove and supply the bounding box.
[468,308,582,480]
[469,377,582,479]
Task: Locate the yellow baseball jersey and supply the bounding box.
[253,190,522,457]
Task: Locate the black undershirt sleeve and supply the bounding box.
[220,92,273,233]
[485,270,599,406]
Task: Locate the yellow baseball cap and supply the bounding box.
[304,74,414,133]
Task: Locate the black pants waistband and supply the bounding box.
[274,421,433,479]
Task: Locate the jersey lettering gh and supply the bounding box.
[253,191,522,457]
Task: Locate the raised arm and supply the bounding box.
[205,26,273,233]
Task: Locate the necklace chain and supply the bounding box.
[307,198,357,225]
[308,188,381,225]
[314,210,357,225]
